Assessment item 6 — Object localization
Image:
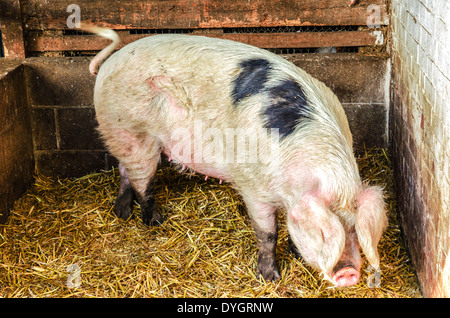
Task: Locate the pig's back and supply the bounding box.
[96,34,348,132]
[93,34,357,202]
[94,34,271,126]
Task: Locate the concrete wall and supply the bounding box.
[23,57,112,178]
[289,54,389,150]
[0,60,34,223]
[390,0,450,297]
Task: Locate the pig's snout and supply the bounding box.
[329,227,362,287]
[332,267,360,287]
[331,263,360,287]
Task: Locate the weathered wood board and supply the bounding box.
[1,0,388,56]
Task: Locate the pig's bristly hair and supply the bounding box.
[79,23,121,76]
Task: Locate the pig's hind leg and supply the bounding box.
[105,129,163,226]
[114,163,136,221]
[243,196,280,281]
[135,175,162,227]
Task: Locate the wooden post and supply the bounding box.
[1,0,26,58]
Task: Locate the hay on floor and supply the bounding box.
[0,147,420,297]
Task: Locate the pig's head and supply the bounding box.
[287,185,387,287]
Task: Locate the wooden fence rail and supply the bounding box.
[2,0,388,58]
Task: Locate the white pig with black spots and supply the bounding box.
[82,24,387,287]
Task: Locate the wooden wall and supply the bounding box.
[0,60,34,223]
[1,0,388,57]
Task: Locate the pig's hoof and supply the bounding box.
[258,268,281,282]
[142,208,163,227]
[257,260,281,282]
[114,202,133,221]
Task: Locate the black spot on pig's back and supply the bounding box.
[263,79,311,139]
[232,58,271,105]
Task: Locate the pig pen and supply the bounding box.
[1,147,420,297]
[1,0,449,297]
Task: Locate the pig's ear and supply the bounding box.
[288,194,345,275]
[355,185,388,269]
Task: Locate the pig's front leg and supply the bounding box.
[243,196,280,281]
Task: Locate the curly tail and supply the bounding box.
[79,23,121,75]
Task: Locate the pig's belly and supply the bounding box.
[162,148,234,183]
[187,163,233,182]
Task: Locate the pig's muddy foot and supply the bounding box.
[142,209,163,227]
[257,255,281,282]
[114,163,136,220]
[114,188,135,221]
[114,202,134,221]
[140,197,164,227]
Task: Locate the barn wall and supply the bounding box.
[23,57,109,178]
[390,0,450,297]
[1,0,391,225]
[0,60,34,223]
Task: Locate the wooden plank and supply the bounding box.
[0,60,34,223]
[1,0,26,58]
[25,30,383,52]
[21,0,388,30]
[213,31,383,48]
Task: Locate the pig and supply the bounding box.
[82,24,387,287]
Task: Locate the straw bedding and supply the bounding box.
[0,147,420,297]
